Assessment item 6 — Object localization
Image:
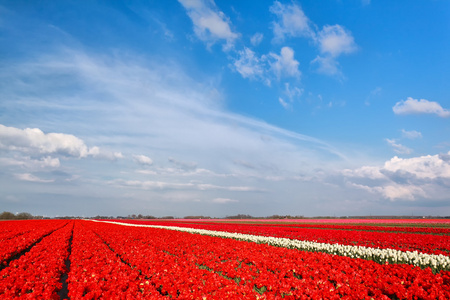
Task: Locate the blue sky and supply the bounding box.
[1,0,449,217]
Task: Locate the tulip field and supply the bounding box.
[1,219,450,299]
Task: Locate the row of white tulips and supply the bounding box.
[92,220,450,272]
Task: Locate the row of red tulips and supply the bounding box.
[90,220,450,299]
[0,220,69,267]
[86,221,258,299]
[0,221,72,299]
[67,221,162,299]
[113,220,450,256]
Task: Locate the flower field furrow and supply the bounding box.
[113,220,450,256]
[86,221,259,299]
[0,220,70,267]
[67,221,163,299]
[90,220,450,299]
[0,221,73,299]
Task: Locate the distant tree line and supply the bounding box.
[0,211,43,220]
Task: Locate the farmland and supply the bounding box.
[0,219,449,299]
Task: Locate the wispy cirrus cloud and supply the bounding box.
[15,173,54,183]
[0,48,346,215]
[212,197,238,204]
[110,179,263,192]
[401,129,422,140]
[385,138,412,155]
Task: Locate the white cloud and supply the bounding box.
[111,179,261,192]
[250,32,263,46]
[15,173,54,183]
[310,25,356,76]
[0,124,89,158]
[393,97,450,117]
[0,156,60,169]
[212,197,238,204]
[284,83,303,100]
[279,97,291,110]
[311,55,341,76]
[270,1,315,41]
[178,0,238,50]
[0,124,121,160]
[386,138,412,155]
[401,129,422,139]
[342,165,385,180]
[343,152,450,201]
[168,157,198,171]
[383,155,450,180]
[133,154,153,165]
[233,47,264,79]
[372,184,425,201]
[317,25,357,57]
[268,47,300,79]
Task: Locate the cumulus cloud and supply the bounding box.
[133,154,153,165]
[343,152,450,201]
[250,32,264,46]
[317,25,357,57]
[178,0,238,50]
[268,47,300,79]
[393,97,450,118]
[270,1,315,41]
[311,55,341,76]
[233,47,265,80]
[311,25,357,76]
[269,2,357,77]
[0,124,122,160]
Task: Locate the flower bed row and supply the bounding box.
[85,221,259,299]
[91,220,450,299]
[67,221,163,299]
[101,220,450,273]
[111,220,450,256]
[0,220,69,267]
[0,221,73,299]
